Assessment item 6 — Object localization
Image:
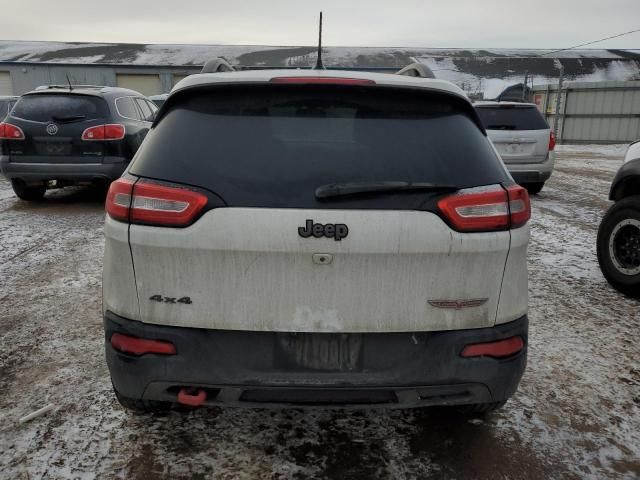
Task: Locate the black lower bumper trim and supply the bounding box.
[104,312,528,408]
[510,171,552,183]
[0,155,127,182]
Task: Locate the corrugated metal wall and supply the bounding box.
[532,81,640,144]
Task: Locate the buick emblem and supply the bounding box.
[46,123,59,136]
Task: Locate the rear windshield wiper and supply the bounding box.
[51,115,86,123]
[486,124,517,130]
[315,181,459,199]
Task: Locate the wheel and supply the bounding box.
[597,196,640,298]
[113,386,172,414]
[457,401,506,414]
[11,179,46,201]
[524,182,544,195]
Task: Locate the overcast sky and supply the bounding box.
[2,0,639,49]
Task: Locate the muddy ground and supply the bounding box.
[0,145,638,479]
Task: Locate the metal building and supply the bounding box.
[532,80,640,144]
[1,40,639,98]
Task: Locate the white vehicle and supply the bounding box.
[102,69,531,412]
[475,101,556,194]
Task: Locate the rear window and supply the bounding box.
[475,105,549,131]
[131,85,509,210]
[11,94,108,122]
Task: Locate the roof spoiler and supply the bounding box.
[395,63,435,79]
[201,58,236,74]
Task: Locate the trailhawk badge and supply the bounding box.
[428,299,488,310]
[298,219,349,241]
[46,123,59,135]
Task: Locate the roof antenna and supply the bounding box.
[65,73,73,91]
[314,11,325,69]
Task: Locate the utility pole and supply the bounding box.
[553,63,564,140]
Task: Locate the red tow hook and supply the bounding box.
[177,388,207,407]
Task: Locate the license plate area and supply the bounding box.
[275,333,363,372]
[35,142,72,156]
[498,143,525,155]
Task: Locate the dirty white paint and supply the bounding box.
[126,208,521,332]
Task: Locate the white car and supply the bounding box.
[475,101,556,194]
[103,69,531,413]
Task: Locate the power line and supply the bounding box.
[540,27,640,56]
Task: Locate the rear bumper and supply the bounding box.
[506,152,555,184]
[105,312,528,408]
[0,155,127,183]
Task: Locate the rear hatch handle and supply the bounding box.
[315,181,459,199]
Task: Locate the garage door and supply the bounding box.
[0,72,13,95]
[116,74,162,96]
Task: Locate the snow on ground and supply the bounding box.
[0,145,639,479]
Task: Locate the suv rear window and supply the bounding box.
[11,94,108,122]
[131,85,509,210]
[475,105,549,131]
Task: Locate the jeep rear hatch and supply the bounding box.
[126,84,516,333]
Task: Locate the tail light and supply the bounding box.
[0,122,25,140]
[461,336,524,358]
[106,177,208,227]
[82,124,125,141]
[110,332,176,356]
[549,130,556,151]
[438,184,530,232]
[270,77,376,86]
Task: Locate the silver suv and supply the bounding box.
[475,101,555,194]
[102,70,531,413]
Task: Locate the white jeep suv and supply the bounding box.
[103,69,531,412]
[475,101,556,195]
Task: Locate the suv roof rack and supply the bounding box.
[396,63,435,79]
[201,58,236,74]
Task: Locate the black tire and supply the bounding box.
[113,387,172,414]
[524,182,544,195]
[11,179,46,201]
[597,196,640,298]
[457,401,506,414]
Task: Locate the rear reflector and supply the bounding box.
[105,177,208,227]
[0,122,25,140]
[549,130,556,151]
[438,184,530,232]
[82,124,125,141]
[110,332,176,356]
[461,336,524,358]
[270,76,376,86]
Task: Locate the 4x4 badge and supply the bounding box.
[298,219,349,241]
[46,123,59,135]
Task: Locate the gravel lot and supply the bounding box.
[1,145,639,479]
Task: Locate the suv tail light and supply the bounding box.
[548,130,556,151]
[0,122,25,140]
[106,178,208,227]
[438,185,530,232]
[270,77,376,86]
[82,124,125,141]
